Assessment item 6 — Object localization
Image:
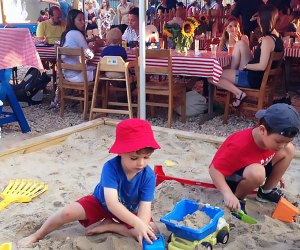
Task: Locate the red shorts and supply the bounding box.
[76,195,154,229]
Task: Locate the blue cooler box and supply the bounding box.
[160,199,224,242]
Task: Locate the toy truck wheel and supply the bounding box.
[216,230,229,244]
[201,242,213,250]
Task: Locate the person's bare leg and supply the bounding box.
[87,218,133,237]
[263,143,295,190]
[213,69,244,97]
[235,164,265,199]
[231,40,253,70]
[18,202,86,247]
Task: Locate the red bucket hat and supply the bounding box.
[109,118,161,154]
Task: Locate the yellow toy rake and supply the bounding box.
[0,179,48,211]
[0,242,12,250]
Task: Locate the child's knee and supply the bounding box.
[60,206,76,222]
[244,164,265,184]
[283,143,296,158]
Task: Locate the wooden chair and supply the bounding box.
[135,49,186,128]
[89,56,134,120]
[223,51,284,123]
[56,47,94,120]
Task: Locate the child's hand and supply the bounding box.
[224,192,241,212]
[133,218,156,245]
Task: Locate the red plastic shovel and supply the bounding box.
[154,165,216,189]
[154,165,257,195]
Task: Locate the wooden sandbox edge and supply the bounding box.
[1,117,299,160]
[0,118,105,159]
[103,118,300,159]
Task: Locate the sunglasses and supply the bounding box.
[278,127,299,138]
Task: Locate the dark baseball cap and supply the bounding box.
[255,103,300,138]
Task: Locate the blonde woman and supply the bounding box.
[117,0,134,25]
[99,0,116,38]
[85,0,99,39]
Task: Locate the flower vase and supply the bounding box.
[175,43,188,54]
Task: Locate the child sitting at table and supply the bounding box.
[101,28,128,87]
[18,118,161,247]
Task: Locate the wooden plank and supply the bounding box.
[0,118,104,159]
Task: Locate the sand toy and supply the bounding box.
[272,197,299,223]
[0,242,12,250]
[143,234,165,249]
[154,165,257,194]
[161,199,230,250]
[232,210,257,224]
[0,179,48,211]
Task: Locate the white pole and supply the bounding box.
[139,0,146,119]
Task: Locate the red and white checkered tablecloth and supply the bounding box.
[127,49,231,84]
[36,46,57,60]
[0,28,43,70]
[285,46,300,58]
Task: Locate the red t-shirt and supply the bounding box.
[211,128,275,176]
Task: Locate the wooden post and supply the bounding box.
[0,0,6,24]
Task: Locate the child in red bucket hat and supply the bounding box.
[18,118,160,247]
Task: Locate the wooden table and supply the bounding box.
[93,49,231,116]
[35,45,57,86]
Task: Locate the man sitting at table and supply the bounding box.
[122,7,139,45]
[36,6,66,45]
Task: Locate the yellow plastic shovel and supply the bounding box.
[0,179,48,211]
[0,242,12,250]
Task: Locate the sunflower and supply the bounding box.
[163,27,173,38]
[182,21,195,38]
[187,16,199,28]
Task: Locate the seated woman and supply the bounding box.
[212,4,284,108]
[218,16,249,52]
[60,9,96,83]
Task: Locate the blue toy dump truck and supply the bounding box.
[161,199,230,250]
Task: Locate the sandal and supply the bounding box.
[232,92,246,108]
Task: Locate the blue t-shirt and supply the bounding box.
[101,45,128,61]
[93,156,156,213]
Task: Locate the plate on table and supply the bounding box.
[35,43,54,47]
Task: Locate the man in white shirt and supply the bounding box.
[122,7,139,44]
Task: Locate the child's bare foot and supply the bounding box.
[86,218,115,236]
[17,234,39,248]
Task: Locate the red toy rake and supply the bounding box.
[154,165,257,195]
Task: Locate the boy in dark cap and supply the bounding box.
[209,103,300,213]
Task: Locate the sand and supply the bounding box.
[0,121,299,250]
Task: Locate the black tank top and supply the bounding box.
[247,34,283,89]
